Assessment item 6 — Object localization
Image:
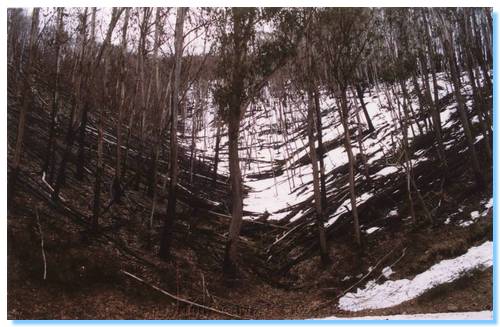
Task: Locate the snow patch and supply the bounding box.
[338,241,493,312]
[483,197,493,209]
[459,210,482,227]
[459,220,474,227]
[386,209,398,218]
[317,311,492,320]
[382,266,394,279]
[374,166,399,177]
[365,227,380,234]
[470,211,480,219]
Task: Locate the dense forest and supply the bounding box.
[7,7,493,320]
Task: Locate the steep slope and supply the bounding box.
[7,53,493,318]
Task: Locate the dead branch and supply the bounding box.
[35,207,47,280]
[120,270,242,319]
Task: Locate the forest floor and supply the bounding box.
[7,164,492,319]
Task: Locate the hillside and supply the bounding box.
[7,7,493,320]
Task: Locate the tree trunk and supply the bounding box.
[76,8,122,181]
[92,106,104,230]
[75,105,88,180]
[399,80,423,137]
[444,35,485,187]
[355,84,374,133]
[91,53,113,229]
[159,7,186,259]
[90,8,124,228]
[351,87,371,181]
[147,8,164,199]
[113,8,130,203]
[339,89,362,248]
[8,8,39,207]
[411,72,429,134]
[223,110,244,275]
[52,9,89,200]
[133,8,152,191]
[43,8,64,179]
[470,11,492,93]
[313,88,328,212]
[418,52,446,166]
[422,9,441,111]
[461,9,492,160]
[307,88,329,264]
[222,10,251,272]
[212,118,222,187]
[190,95,199,186]
[398,97,417,223]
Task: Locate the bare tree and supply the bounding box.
[159,7,187,259]
[213,7,302,275]
[113,8,131,203]
[90,7,125,228]
[8,8,40,207]
[319,8,375,249]
[43,8,65,181]
[440,13,484,187]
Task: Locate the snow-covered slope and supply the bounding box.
[194,70,489,225]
